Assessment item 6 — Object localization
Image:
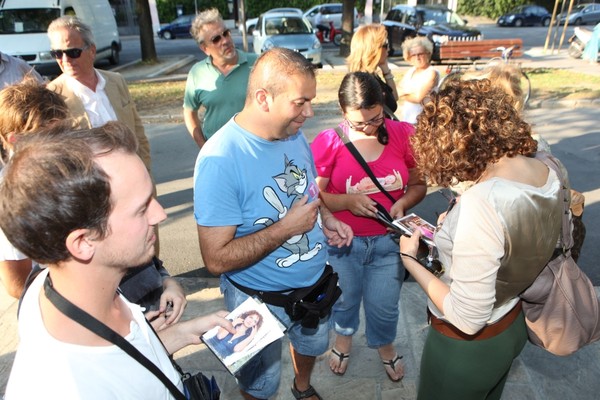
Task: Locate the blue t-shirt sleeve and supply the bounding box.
[194,152,243,227]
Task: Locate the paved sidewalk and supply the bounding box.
[1,278,599,399]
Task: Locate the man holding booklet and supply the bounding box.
[194,48,353,400]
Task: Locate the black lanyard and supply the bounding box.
[43,274,186,400]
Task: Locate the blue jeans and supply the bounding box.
[328,234,403,347]
[220,275,330,399]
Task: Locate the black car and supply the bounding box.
[158,14,194,40]
[497,5,551,27]
[383,5,482,57]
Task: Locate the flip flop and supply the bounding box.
[291,378,323,400]
[382,354,404,382]
[329,347,350,376]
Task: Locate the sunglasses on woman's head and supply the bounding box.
[50,45,90,59]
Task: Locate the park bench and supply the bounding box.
[433,38,524,63]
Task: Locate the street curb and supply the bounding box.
[111,58,141,72]
[147,55,196,78]
[528,98,600,109]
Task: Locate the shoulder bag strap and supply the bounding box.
[43,274,186,400]
[383,104,399,121]
[333,126,396,204]
[536,151,573,251]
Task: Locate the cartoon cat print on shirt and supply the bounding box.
[254,155,322,268]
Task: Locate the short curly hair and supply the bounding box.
[411,79,537,186]
[191,8,222,44]
[239,310,264,330]
[402,36,434,62]
[461,63,525,111]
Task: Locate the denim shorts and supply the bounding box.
[220,275,330,398]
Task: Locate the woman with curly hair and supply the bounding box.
[399,79,563,399]
[347,24,399,119]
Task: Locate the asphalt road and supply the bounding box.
[115,23,577,68]
[150,106,600,285]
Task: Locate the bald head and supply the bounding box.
[246,48,315,104]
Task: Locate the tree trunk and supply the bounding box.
[339,0,355,57]
[136,0,158,63]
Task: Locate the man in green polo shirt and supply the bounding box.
[183,8,258,148]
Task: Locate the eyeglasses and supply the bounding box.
[382,41,389,49]
[50,45,90,59]
[410,52,428,58]
[345,113,385,131]
[208,29,231,45]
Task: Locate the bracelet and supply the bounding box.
[384,72,394,80]
[400,252,420,264]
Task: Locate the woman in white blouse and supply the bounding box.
[400,79,563,399]
[398,36,439,124]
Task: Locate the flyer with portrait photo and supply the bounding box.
[201,297,286,375]
[391,213,436,247]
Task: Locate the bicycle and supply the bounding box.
[438,45,531,108]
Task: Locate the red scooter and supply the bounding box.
[315,21,342,46]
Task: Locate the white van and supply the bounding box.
[0,0,121,75]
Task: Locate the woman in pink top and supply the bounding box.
[311,72,426,381]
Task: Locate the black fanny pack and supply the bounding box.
[227,264,341,329]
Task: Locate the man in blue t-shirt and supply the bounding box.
[194,48,353,400]
[183,8,257,149]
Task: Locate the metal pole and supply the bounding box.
[557,0,576,51]
[239,0,248,52]
[544,0,561,53]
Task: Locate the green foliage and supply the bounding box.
[457,0,564,19]
[155,1,370,24]
[156,0,228,23]
[458,0,526,19]
[243,1,311,18]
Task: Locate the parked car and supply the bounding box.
[252,12,322,67]
[158,14,194,40]
[304,3,359,30]
[383,5,482,57]
[497,5,551,27]
[559,3,600,26]
[0,0,121,76]
[239,8,303,34]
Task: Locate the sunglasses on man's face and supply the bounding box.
[50,45,90,59]
[209,29,231,45]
